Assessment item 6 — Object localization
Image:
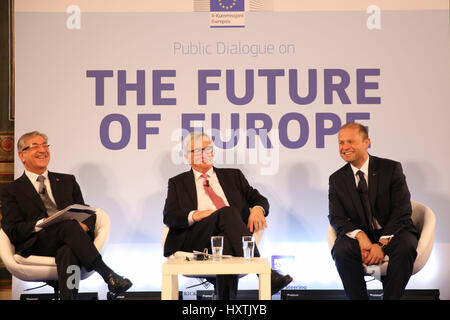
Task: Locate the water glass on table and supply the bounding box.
[210,236,224,261]
[242,235,255,260]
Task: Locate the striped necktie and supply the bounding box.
[36,175,58,216]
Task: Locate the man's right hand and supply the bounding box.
[355,231,372,263]
[192,209,215,222]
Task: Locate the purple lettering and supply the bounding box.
[86,70,113,106]
[152,70,176,105]
[137,114,161,149]
[356,69,380,104]
[99,114,130,150]
[278,113,309,148]
[246,113,272,148]
[324,69,351,104]
[226,69,254,105]
[117,70,146,106]
[198,70,221,105]
[258,69,285,105]
[181,113,206,133]
[289,69,317,105]
[211,113,240,149]
[315,113,341,148]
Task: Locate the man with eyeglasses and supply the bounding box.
[0,131,132,299]
[163,131,292,299]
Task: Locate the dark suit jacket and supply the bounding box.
[328,155,416,240]
[163,167,269,257]
[0,171,94,254]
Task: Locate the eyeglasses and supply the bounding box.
[21,143,50,152]
[190,145,213,155]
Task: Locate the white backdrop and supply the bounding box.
[13,1,450,299]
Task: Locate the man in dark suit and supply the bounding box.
[0,131,132,299]
[163,132,292,299]
[328,123,418,300]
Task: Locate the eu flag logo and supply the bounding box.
[210,0,244,12]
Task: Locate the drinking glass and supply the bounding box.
[210,236,224,261]
[242,236,255,260]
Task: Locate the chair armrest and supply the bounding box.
[93,208,111,253]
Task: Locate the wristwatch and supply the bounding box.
[377,241,387,252]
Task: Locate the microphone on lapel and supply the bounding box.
[206,180,210,187]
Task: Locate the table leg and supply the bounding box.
[162,274,179,300]
[259,272,271,300]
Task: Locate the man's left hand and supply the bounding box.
[364,244,385,265]
[247,206,267,233]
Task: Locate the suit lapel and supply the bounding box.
[214,167,236,207]
[17,172,46,212]
[48,171,62,209]
[183,170,198,208]
[368,155,378,214]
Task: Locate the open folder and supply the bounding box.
[36,204,96,228]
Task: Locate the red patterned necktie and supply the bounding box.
[201,173,226,210]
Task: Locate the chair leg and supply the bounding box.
[370,276,387,300]
[204,277,217,300]
[46,281,59,300]
[380,275,387,288]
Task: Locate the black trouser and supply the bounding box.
[331,229,418,300]
[21,216,99,300]
[182,206,258,299]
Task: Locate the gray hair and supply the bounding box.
[183,132,212,155]
[17,131,48,152]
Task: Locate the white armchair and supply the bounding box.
[0,208,110,298]
[327,200,436,280]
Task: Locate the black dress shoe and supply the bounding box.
[107,273,133,298]
[271,269,293,295]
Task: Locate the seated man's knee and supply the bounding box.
[57,219,84,235]
[332,237,361,262]
[389,234,418,261]
[63,219,81,228]
[217,206,240,219]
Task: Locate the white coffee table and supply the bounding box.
[161,256,271,300]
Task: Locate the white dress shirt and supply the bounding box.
[187,168,230,226]
[187,168,264,226]
[25,170,56,203]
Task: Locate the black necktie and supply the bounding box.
[356,170,375,240]
[37,175,58,216]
